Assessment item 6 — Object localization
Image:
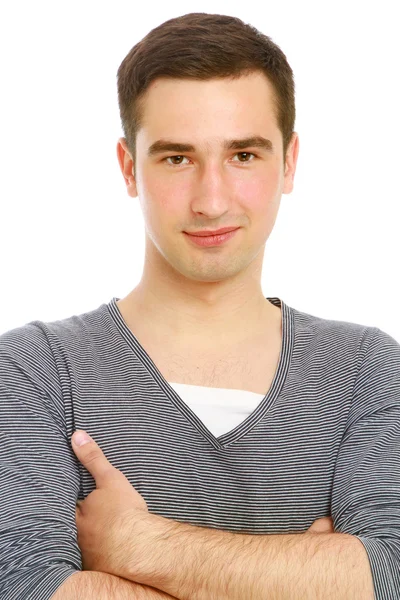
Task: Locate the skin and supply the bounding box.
[116,71,300,346]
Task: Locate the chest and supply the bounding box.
[136,332,282,396]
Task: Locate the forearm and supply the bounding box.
[128,514,375,600]
[51,570,177,600]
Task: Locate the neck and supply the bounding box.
[118,284,276,345]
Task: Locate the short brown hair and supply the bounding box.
[117,12,296,164]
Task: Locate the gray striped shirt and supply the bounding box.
[1,296,399,599]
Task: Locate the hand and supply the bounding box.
[72,429,148,576]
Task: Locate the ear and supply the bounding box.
[117,137,138,198]
[282,132,299,195]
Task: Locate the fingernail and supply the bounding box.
[73,430,91,447]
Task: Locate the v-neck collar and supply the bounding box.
[107,296,294,450]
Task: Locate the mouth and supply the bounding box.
[184,227,239,237]
[183,228,239,247]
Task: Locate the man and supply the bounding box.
[1,12,399,600]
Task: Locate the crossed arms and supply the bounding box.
[54,508,374,599]
[51,431,374,600]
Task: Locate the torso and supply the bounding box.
[116,299,282,397]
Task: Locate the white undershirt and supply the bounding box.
[169,382,265,437]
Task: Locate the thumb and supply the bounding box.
[308,516,334,534]
[71,430,124,489]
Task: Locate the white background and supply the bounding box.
[0,1,399,341]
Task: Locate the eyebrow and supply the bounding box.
[147,136,274,157]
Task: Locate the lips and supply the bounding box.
[186,227,239,237]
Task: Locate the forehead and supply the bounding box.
[137,72,279,147]
[143,71,275,113]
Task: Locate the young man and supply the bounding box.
[1,12,399,600]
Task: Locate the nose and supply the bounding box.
[190,161,232,217]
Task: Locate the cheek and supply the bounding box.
[233,171,280,210]
[139,180,187,240]
[143,177,191,219]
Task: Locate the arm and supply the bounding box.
[52,520,334,600]
[51,571,177,599]
[122,511,374,600]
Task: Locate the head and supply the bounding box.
[116,13,299,299]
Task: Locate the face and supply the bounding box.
[117,71,299,292]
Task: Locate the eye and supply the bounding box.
[163,152,257,167]
[232,152,256,163]
[164,155,190,166]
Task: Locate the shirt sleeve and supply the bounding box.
[0,323,82,599]
[331,326,400,600]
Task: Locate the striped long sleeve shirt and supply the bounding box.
[0,296,399,599]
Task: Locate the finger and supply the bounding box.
[71,430,123,488]
[308,516,334,533]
